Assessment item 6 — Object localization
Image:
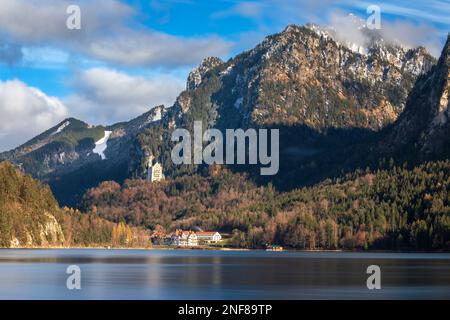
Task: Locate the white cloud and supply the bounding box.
[328,12,368,48]
[0,69,185,151]
[87,31,232,67]
[65,68,185,124]
[328,11,443,57]
[0,0,232,67]
[0,79,68,151]
[380,20,442,57]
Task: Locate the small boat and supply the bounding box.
[266,245,283,251]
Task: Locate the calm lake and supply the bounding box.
[0,249,449,300]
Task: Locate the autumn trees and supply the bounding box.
[0,161,150,248]
[81,160,450,250]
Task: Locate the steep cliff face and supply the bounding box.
[8,213,65,248]
[0,162,65,247]
[383,34,450,160]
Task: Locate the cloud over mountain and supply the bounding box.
[64,68,185,124]
[0,79,68,151]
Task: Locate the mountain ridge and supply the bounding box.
[0,23,443,206]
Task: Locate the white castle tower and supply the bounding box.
[147,155,164,182]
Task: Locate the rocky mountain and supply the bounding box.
[293,33,450,185]
[132,23,437,186]
[168,23,435,131]
[0,23,440,206]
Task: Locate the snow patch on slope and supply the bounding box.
[52,121,70,135]
[93,130,112,160]
[152,107,162,122]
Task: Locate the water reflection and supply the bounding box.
[0,249,449,300]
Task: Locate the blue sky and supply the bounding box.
[0,0,449,151]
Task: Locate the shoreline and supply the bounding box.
[0,246,448,253]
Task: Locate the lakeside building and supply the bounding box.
[171,230,198,247]
[151,229,222,247]
[196,232,222,244]
[150,229,172,245]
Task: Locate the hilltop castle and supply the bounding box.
[146,155,164,182]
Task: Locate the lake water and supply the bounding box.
[0,249,449,300]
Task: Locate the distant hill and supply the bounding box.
[0,107,164,206]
